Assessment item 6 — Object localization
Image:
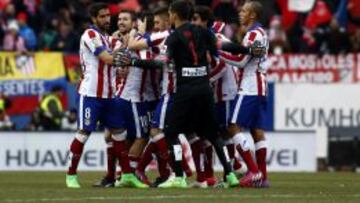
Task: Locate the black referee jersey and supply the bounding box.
[164,22,219,136]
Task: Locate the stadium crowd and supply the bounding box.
[1,0,360,54]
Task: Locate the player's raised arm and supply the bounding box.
[127,18,149,51]
[127,35,149,50]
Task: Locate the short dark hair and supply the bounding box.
[88,2,108,18]
[247,0,263,19]
[119,9,137,22]
[170,0,194,21]
[154,7,169,18]
[194,5,214,27]
[139,11,154,32]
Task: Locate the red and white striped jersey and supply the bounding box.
[219,23,269,96]
[210,59,238,102]
[210,32,238,102]
[146,30,177,95]
[117,49,159,102]
[78,26,120,98]
[139,48,161,101]
[116,33,160,102]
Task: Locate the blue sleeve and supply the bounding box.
[143,32,152,47]
[94,45,107,56]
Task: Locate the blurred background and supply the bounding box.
[1,0,360,173]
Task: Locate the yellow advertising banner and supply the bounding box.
[0,52,66,80]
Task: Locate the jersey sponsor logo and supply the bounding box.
[181,66,207,77]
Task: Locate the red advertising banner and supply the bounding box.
[267,54,360,83]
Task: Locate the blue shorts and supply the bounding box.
[229,95,267,129]
[151,94,173,129]
[145,100,159,123]
[115,98,149,139]
[216,100,232,132]
[77,95,124,132]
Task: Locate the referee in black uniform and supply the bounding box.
[157,0,239,188]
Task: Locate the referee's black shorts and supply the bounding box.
[164,85,219,140]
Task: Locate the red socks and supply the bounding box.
[112,131,133,173]
[67,133,88,175]
[152,133,171,178]
[255,140,267,180]
[137,142,156,172]
[233,133,259,173]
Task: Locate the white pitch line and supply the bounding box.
[4,194,360,203]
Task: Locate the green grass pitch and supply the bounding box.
[0,172,360,203]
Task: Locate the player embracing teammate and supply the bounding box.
[67,0,269,189]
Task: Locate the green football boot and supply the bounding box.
[66,174,81,188]
[115,173,149,188]
[158,176,187,188]
[226,172,240,187]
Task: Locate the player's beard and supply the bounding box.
[97,21,110,34]
[118,23,131,35]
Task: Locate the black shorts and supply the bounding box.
[164,87,219,139]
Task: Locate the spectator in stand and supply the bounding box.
[25,109,42,131]
[17,12,37,50]
[2,20,27,51]
[38,17,58,51]
[323,17,351,54]
[213,0,240,40]
[268,15,290,54]
[50,20,79,52]
[62,108,77,131]
[1,3,16,30]
[348,0,360,28]
[0,0,11,10]
[38,86,64,131]
[213,0,241,23]
[0,108,14,131]
[1,2,15,40]
[351,28,360,52]
[58,7,73,25]
[0,94,14,131]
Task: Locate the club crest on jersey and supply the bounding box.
[84,119,91,126]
